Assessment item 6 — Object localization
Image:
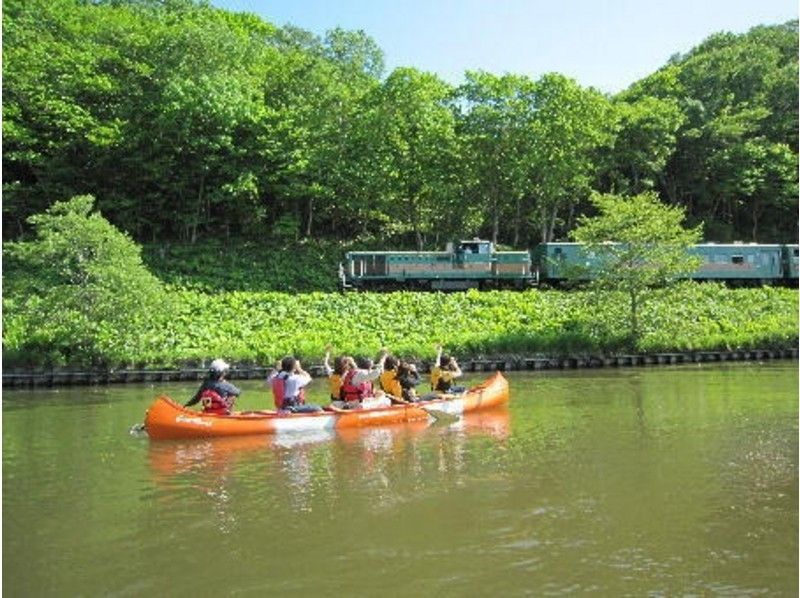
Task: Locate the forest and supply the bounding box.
[3,0,799,249]
[3,1,799,369]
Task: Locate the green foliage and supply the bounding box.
[3,196,167,365]
[6,283,795,369]
[570,191,703,341]
[603,95,685,194]
[141,239,346,292]
[2,2,796,246]
[358,67,463,248]
[628,20,799,241]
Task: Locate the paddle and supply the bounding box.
[384,392,457,422]
[421,404,461,424]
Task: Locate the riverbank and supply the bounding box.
[5,281,797,371]
[4,347,797,388]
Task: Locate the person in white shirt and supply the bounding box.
[268,356,322,412]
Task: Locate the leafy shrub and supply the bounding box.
[3,196,168,366]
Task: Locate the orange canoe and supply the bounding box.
[144,371,509,440]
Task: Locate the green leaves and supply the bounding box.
[571,191,703,342]
[2,2,796,250]
[4,195,166,366]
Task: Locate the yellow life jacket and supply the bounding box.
[328,373,343,399]
[431,366,454,391]
[430,366,441,391]
[379,370,402,398]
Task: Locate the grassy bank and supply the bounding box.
[5,282,795,369]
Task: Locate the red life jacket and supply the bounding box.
[271,372,306,409]
[339,369,373,402]
[200,389,233,415]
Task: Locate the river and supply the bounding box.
[3,362,797,596]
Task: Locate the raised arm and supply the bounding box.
[294,360,312,387]
[323,344,333,376]
[434,344,443,368]
[450,358,463,379]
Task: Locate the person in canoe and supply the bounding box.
[336,349,391,409]
[268,356,322,413]
[322,345,347,403]
[430,345,465,394]
[185,358,241,415]
[378,355,407,403]
[397,360,423,402]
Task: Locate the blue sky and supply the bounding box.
[213,0,797,93]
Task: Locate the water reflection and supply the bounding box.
[147,409,511,517]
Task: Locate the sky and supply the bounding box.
[213,0,798,93]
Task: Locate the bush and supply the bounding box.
[3,196,168,366]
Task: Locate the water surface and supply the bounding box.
[3,363,797,595]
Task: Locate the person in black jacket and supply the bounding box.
[396,361,422,402]
[185,359,241,414]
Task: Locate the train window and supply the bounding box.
[794,249,799,257]
[731,255,744,264]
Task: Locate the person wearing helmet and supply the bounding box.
[185,359,241,415]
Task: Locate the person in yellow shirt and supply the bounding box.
[379,355,404,402]
[323,345,346,403]
[430,344,465,393]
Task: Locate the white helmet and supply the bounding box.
[209,359,230,374]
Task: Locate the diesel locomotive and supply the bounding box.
[339,239,534,290]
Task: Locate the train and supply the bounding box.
[339,239,799,290]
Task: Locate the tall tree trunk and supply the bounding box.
[546,206,558,242]
[492,195,500,245]
[660,173,678,205]
[191,175,205,245]
[751,196,760,242]
[305,197,314,238]
[539,205,548,244]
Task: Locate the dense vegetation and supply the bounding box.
[3,1,798,370]
[3,0,798,249]
[3,197,797,369]
[5,281,797,369]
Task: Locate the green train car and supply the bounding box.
[341,240,798,291]
[340,239,534,290]
[532,242,799,286]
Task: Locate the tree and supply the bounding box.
[633,21,799,242]
[261,26,383,239]
[358,67,464,248]
[457,71,538,245]
[570,192,702,343]
[524,74,614,244]
[602,95,685,195]
[3,195,166,365]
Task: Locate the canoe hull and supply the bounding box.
[144,371,508,440]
